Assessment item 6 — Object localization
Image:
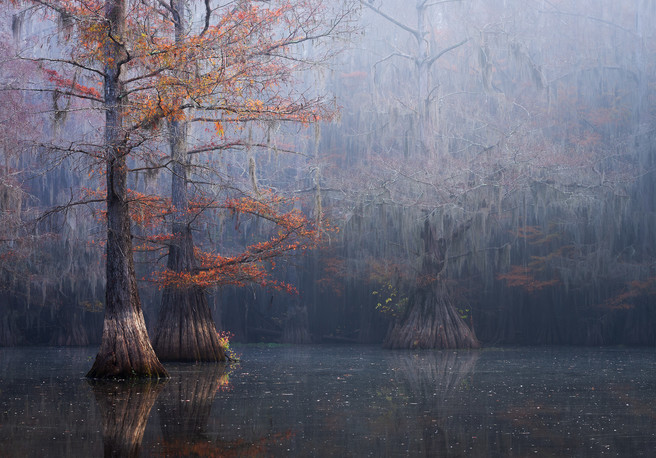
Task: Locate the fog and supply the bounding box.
[1,0,655,348]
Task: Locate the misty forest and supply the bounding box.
[1,0,656,456]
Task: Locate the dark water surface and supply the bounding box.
[1,345,655,457]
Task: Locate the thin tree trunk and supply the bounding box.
[87,0,167,379]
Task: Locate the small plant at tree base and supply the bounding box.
[373,282,408,319]
[217,330,240,361]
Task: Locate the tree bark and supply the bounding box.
[384,282,479,349]
[151,138,226,360]
[87,0,167,379]
[50,310,89,346]
[282,303,312,344]
[153,272,227,361]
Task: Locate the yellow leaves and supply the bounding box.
[214,121,224,137]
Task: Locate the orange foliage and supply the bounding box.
[43,69,101,100]
[18,0,349,298]
[21,0,342,141]
[81,187,171,231]
[160,430,295,458]
[316,255,346,296]
[601,276,656,310]
[156,194,318,291]
[128,190,171,230]
[497,265,559,292]
[513,225,561,246]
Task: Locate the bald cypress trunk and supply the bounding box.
[152,224,226,362]
[151,9,225,360]
[384,282,479,349]
[87,0,167,379]
[384,220,480,349]
[282,304,312,344]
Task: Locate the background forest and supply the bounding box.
[1,0,655,348]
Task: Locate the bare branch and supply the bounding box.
[426,38,469,68]
[359,0,419,40]
[18,56,105,77]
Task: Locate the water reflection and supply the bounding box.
[380,351,480,456]
[1,346,655,456]
[89,380,165,458]
[158,364,222,443]
[157,363,229,456]
[157,362,294,457]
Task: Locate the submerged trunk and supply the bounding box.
[87,166,169,376]
[384,282,479,349]
[87,0,167,379]
[50,310,89,346]
[153,256,226,362]
[0,308,21,346]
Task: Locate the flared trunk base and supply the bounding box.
[153,286,226,362]
[87,309,168,379]
[384,284,480,350]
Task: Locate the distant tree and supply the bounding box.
[360,0,468,156]
[347,0,479,348]
[0,28,49,345]
[315,0,656,348]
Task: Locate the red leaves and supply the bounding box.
[81,187,172,231]
[600,276,656,311]
[499,225,563,293]
[155,194,318,292]
[43,69,101,100]
[496,265,560,292]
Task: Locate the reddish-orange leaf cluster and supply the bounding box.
[600,276,656,311]
[43,69,101,100]
[316,255,346,296]
[81,187,171,230]
[155,194,318,292]
[497,265,559,292]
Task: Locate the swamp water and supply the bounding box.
[0,345,655,457]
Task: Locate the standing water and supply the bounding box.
[0,345,654,456]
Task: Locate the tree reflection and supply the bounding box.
[157,363,294,456]
[88,379,166,458]
[376,350,480,455]
[157,363,227,447]
[394,350,479,397]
